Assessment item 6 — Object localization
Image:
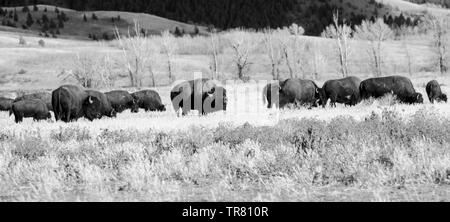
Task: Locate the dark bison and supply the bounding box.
[105,90,139,113]
[170,78,224,116]
[278,79,326,109]
[9,99,51,123]
[322,76,362,107]
[426,80,447,104]
[132,90,166,112]
[0,97,14,112]
[52,85,104,122]
[86,90,117,118]
[262,82,280,109]
[201,86,228,115]
[14,92,53,111]
[360,76,423,104]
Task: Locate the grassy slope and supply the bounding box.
[377,0,450,15]
[1,5,207,40]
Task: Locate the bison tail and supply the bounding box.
[9,109,13,117]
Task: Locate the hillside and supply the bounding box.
[377,0,450,15]
[0,0,413,36]
[404,0,450,8]
[0,5,206,41]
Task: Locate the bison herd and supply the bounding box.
[0,75,447,124]
[265,75,446,109]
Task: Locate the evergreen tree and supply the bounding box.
[33,4,38,12]
[42,14,49,24]
[44,7,47,12]
[0,7,4,16]
[193,25,199,35]
[22,6,30,13]
[58,18,64,28]
[174,26,182,37]
[13,9,18,22]
[83,14,87,22]
[60,11,68,21]
[55,7,59,14]
[26,12,34,27]
[49,19,57,29]
[92,13,98,20]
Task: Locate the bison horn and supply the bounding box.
[89,96,93,104]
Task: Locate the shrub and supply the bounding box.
[38,39,45,47]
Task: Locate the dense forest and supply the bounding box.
[0,0,419,35]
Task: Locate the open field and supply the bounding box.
[1,79,450,201]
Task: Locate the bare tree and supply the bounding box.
[262,28,284,80]
[308,39,327,80]
[209,29,221,80]
[227,30,257,81]
[426,14,450,75]
[322,12,352,77]
[114,20,155,87]
[280,24,305,79]
[402,40,413,76]
[161,30,177,82]
[59,52,116,88]
[355,18,393,77]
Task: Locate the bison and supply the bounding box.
[278,79,326,109]
[14,92,53,111]
[426,80,447,104]
[360,76,423,104]
[86,90,117,118]
[52,85,104,122]
[262,82,280,109]
[105,90,139,113]
[10,99,51,123]
[322,76,362,107]
[201,86,228,115]
[0,97,14,112]
[170,78,224,116]
[131,90,166,112]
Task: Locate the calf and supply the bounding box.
[426,80,447,104]
[10,99,51,123]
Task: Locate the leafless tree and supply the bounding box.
[402,40,413,76]
[262,28,284,80]
[426,14,450,75]
[209,29,221,80]
[161,30,177,82]
[307,39,327,80]
[280,24,305,79]
[227,30,257,81]
[114,20,155,87]
[355,18,393,77]
[322,12,352,77]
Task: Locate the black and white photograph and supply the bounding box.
[1,0,450,207]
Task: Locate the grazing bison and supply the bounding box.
[52,85,104,122]
[0,97,14,112]
[14,92,53,111]
[278,79,326,109]
[426,80,447,104]
[360,76,423,104]
[201,86,228,115]
[105,90,139,113]
[86,90,117,118]
[322,76,362,107]
[131,90,166,112]
[9,99,51,123]
[170,78,224,116]
[262,82,280,109]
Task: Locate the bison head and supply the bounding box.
[83,96,103,121]
[315,88,327,108]
[440,94,448,103]
[130,99,140,113]
[413,93,424,104]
